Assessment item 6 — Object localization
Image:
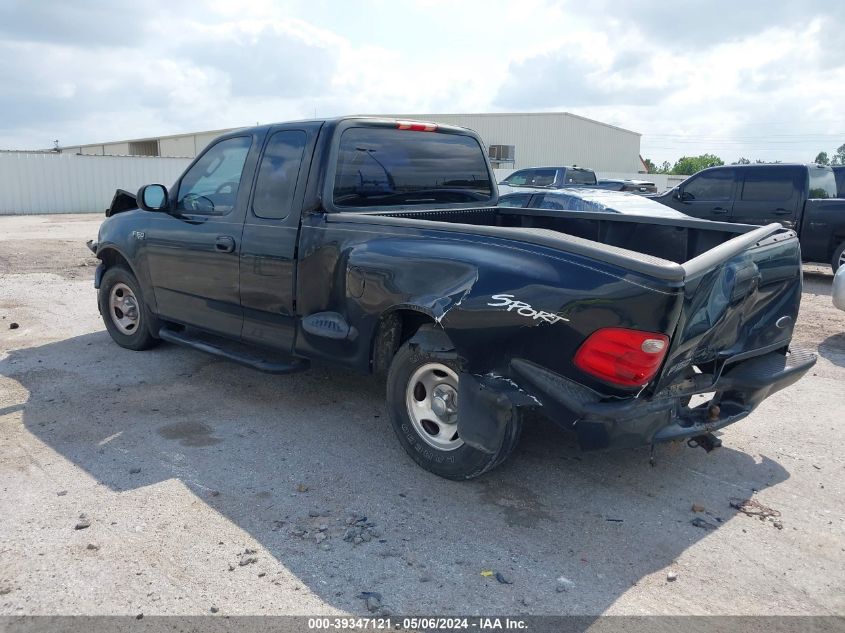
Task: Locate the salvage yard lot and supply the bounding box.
[1,214,843,616]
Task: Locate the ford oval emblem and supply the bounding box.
[776,316,792,329]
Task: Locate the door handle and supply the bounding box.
[712,207,729,214]
[773,208,792,215]
[215,236,236,253]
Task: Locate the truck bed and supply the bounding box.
[336,205,790,282]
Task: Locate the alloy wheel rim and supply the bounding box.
[108,282,140,335]
[405,362,463,451]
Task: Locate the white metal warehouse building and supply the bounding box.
[59,112,645,174]
[0,112,658,215]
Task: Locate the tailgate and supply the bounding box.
[655,223,802,391]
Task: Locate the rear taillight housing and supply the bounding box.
[573,327,670,387]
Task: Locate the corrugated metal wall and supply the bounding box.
[398,113,642,172]
[0,152,191,215]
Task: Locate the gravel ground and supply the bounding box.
[0,213,843,617]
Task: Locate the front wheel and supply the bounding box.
[386,340,522,480]
[832,241,845,273]
[98,266,159,351]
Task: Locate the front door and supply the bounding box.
[144,135,255,337]
[675,168,736,220]
[239,124,320,351]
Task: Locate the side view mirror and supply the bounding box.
[674,187,690,201]
[137,184,169,212]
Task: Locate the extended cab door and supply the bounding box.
[238,122,321,351]
[144,134,259,337]
[730,166,801,228]
[673,168,736,220]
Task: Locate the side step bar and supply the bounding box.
[158,328,310,375]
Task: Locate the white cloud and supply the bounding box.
[0,0,843,165]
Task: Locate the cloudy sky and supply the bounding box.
[1,0,843,164]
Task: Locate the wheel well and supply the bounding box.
[99,247,132,272]
[371,309,435,375]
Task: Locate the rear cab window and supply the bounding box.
[332,126,493,209]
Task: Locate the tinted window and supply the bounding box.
[741,169,795,201]
[538,196,566,210]
[562,168,597,185]
[503,168,556,187]
[683,170,733,201]
[497,193,532,207]
[252,130,307,219]
[808,167,838,199]
[333,127,492,208]
[834,167,845,197]
[177,136,251,215]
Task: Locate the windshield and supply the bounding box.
[333,127,493,208]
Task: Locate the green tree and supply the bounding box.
[832,143,845,166]
[659,160,672,173]
[670,154,724,175]
[642,158,656,173]
[814,151,830,165]
[733,157,751,165]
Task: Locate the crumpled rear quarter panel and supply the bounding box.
[295,216,683,397]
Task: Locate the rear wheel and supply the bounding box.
[386,340,522,479]
[98,266,159,351]
[833,241,845,273]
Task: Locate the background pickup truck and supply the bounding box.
[498,165,597,189]
[89,117,815,479]
[652,163,845,271]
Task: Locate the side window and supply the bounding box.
[538,196,566,210]
[684,170,733,201]
[177,136,251,215]
[563,169,596,185]
[526,169,556,187]
[503,171,529,186]
[741,169,795,201]
[503,169,556,187]
[497,193,532,207]
[252,130,307,220]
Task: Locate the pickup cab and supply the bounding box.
[652,164,845,271]
[89,118,815,479]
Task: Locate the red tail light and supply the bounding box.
[396,120,438,132]
[573,328,670,387]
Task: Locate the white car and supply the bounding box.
[834,265,845,311]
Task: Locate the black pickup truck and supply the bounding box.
[652,163,845,271]
[89,117,815,479]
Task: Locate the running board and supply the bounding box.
[158,328,310,375]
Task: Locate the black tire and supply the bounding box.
[832,241,845,273]
[98,266,160,351]
[386,340,522,480]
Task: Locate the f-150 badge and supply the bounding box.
[487,294,569,324]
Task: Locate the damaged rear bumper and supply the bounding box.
[463,347,815,453]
